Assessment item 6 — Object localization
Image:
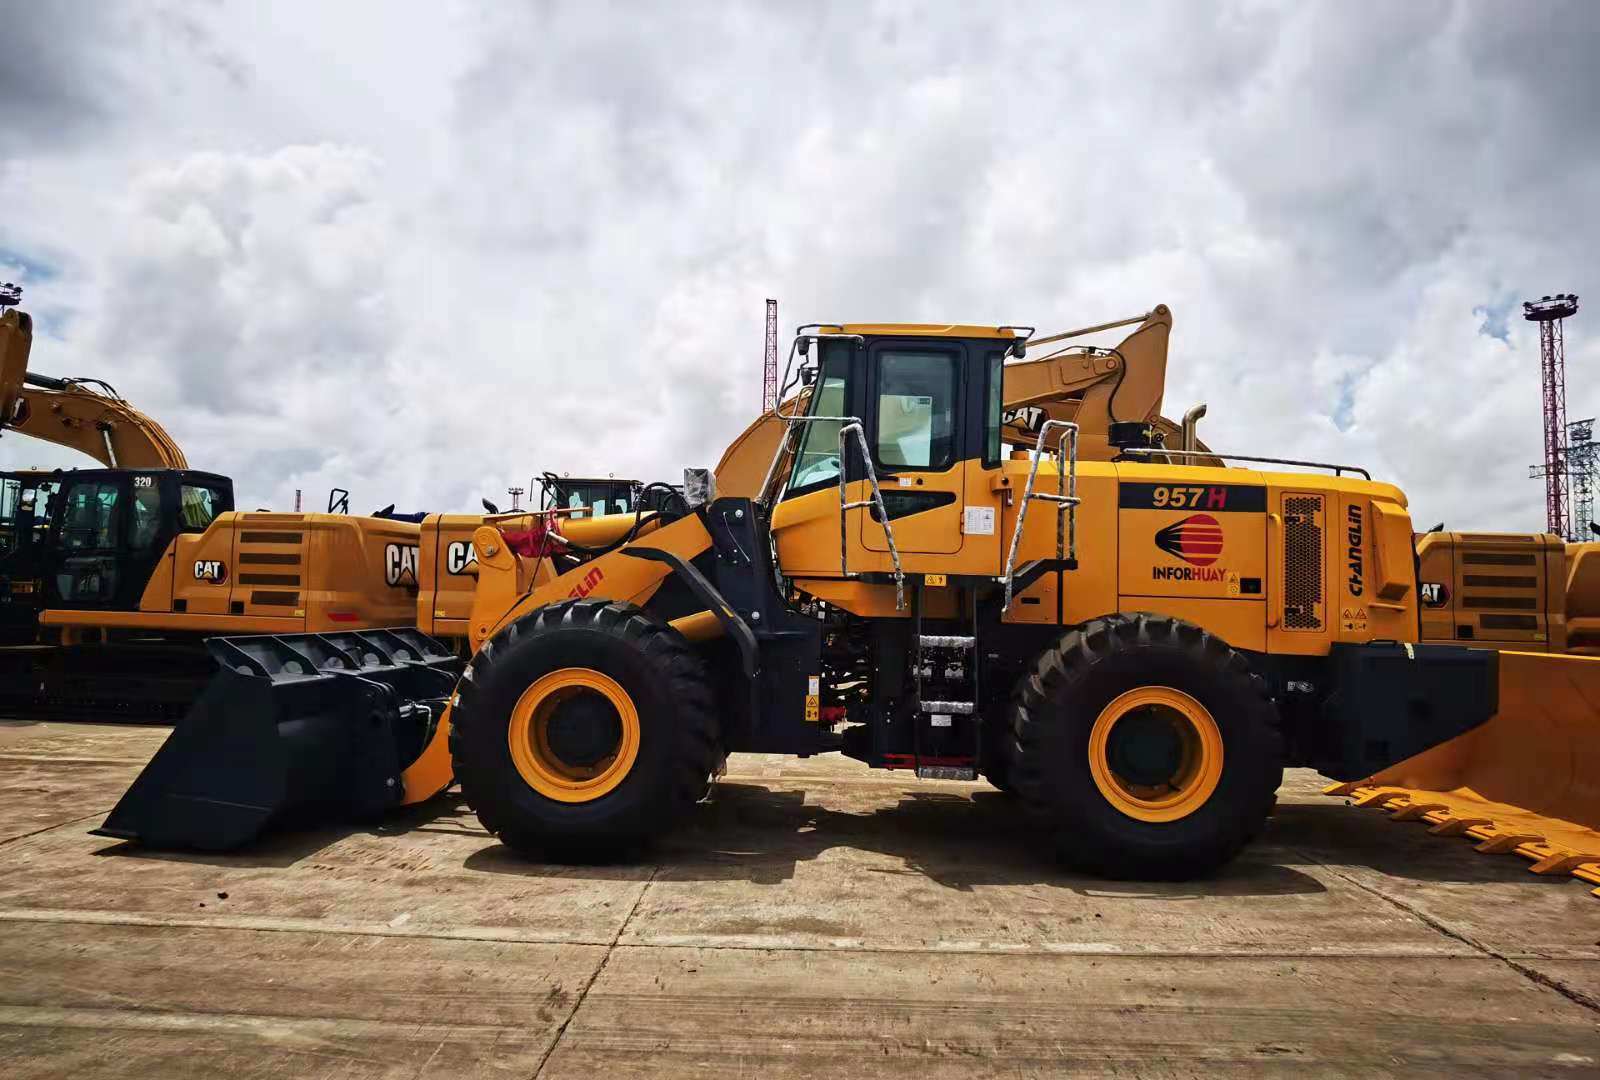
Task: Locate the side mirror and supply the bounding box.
[797,336,810,357]
[800,363,818,387]
[1010,339,1026,359]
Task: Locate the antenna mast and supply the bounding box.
[762,298,779,413]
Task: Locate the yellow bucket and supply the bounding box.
[1327,650,1600,894]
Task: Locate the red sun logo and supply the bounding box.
[1155,514,1224,567]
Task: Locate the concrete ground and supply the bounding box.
[0,719,1596,1078]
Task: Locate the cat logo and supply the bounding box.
[384,543,419,588]
[193,559,227,584]
[1420,582,1449,608]
[1002,405,1046,436]
[446,540,478,575]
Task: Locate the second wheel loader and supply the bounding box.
[104,315,1600,889]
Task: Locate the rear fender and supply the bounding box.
[467,513,716,653]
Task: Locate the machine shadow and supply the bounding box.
[1261,798,1580,888]
[91,781,1567,894]
[463,780,1327,896]
[90,796,477,870]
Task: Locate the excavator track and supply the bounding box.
[0,641,217,724]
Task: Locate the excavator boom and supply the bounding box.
[0,308,187,469]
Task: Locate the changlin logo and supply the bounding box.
[1155,514,1224,567]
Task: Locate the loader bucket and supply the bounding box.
[94,628,462,852]
[1327,650,1600,894]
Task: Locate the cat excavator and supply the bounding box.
[0,301,460,727]
[98,304,1600,894]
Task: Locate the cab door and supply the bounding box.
[0,476,50,642]
[858,341,966,556]
[49,475,126,610]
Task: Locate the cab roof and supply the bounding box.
[827,323,1022,340]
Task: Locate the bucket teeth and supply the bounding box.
[1473,833,1542,855]
[1527,852,1600,876]
[1331,781,1600,898]
[1427,817,1493,836]
[1388,802,1448,822]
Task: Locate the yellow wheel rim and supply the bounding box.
[1088,686,1223,823]
[506,668,640,803]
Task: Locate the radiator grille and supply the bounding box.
[1283,495,1324,631]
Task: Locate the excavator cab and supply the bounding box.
[0,468,233,643]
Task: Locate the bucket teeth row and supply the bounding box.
[1325,781,1600,897]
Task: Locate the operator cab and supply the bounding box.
[0,468,233,643]
[773,323,1018,574]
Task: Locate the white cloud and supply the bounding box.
[0,0,1595,531]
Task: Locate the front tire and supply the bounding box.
[1009,613,1283,880]
[449,600,719,859]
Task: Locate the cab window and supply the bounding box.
[61,481,121,551]
[876,350,957,469]
[179,485,225,532]
[985,351,1004,464]
[28,482,59,548]
[0,478,22,555]
[130,477,163,551]
[787,340,851,492]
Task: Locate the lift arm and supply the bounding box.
[0,308,188,469]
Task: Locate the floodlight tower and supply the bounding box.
[1569,418,1598,538]
[762,298,779,413]
[1525,293,1580,537]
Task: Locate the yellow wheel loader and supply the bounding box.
[102,316,1600,889]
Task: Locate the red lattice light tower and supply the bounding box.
[762,298,779,413]
[1525,293,1581,537]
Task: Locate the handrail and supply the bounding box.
[752,412,906,609]
[1120,447,1372,480]
[837,420,904,610]
[1001,419,1081,611]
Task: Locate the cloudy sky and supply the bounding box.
[0,1,1594,530]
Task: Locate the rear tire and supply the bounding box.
[1010,613,1282,880]
[980,702,1017,795]
[449,600,719,860]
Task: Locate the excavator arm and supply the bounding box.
[998,305,1172,453]
[0,308,188,469]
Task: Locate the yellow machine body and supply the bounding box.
[39,511,423,638]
